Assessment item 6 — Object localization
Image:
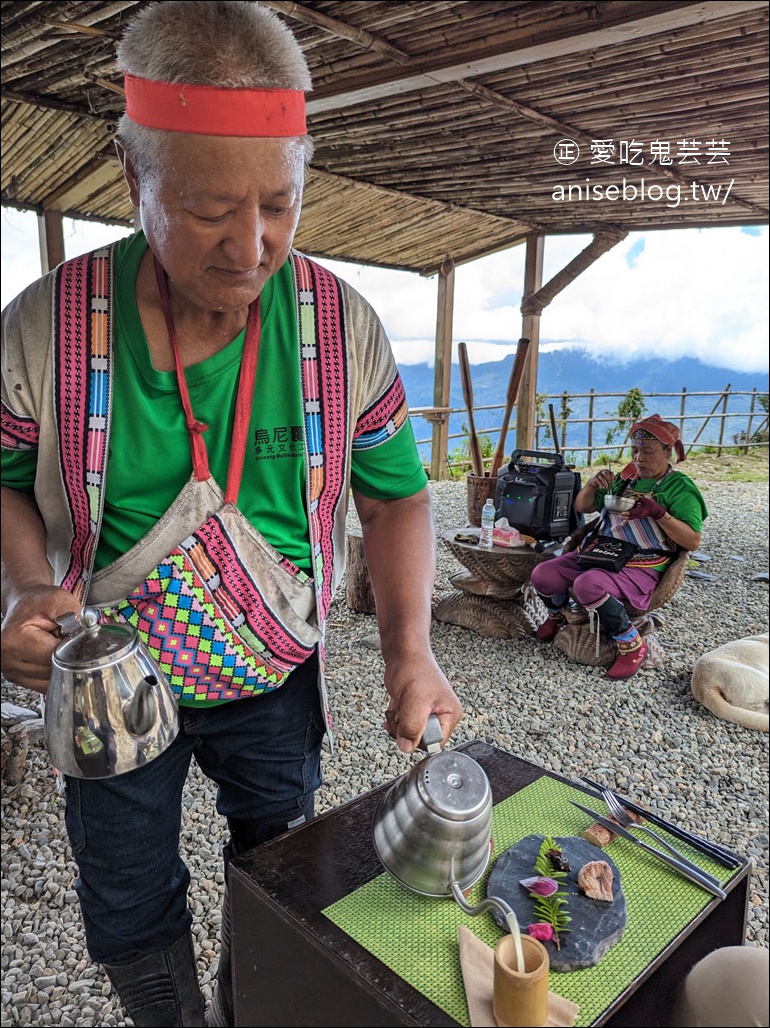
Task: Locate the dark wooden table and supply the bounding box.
[229,743,750,1027]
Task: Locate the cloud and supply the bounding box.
[320,226,769,375]
[3,209,766,377]
[1,209,132,309]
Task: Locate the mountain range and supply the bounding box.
[398,350,768,460]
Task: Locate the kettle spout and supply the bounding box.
[123,677,159,736]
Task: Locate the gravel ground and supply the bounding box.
[1,472,768,1027]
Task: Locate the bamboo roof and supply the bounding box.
[2,1,768,275]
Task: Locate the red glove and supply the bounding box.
[626,495,667,521]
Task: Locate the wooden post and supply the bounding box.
[679,387,687,442]
[430,255,455,481]
[744,388,757,452]
[37,208,64,274]
[717,387,729,454]
[516,234,544,451]
[516,230,627,454]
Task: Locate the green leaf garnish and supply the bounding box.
[528,836,572,948]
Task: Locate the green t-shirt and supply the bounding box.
[596,469,708,531]
[1,233,427,574]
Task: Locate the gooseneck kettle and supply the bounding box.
[372,715,525,969]
[44,606,179,779]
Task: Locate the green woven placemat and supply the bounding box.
[322,776,735,1026]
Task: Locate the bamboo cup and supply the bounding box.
[492,934,550,1027]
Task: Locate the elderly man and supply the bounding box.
[0,4,462,1025]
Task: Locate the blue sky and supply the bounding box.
[2,207,767,376]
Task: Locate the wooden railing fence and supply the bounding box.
[409,387,768,477]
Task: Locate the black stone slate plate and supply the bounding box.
[486,834,627,971]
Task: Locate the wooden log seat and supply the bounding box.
[345,528,377,615]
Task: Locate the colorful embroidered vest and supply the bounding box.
[46,245,406,713]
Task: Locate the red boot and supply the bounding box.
[607,637,648,679]
[536,613,565,642]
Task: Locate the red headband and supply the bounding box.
[124,74,307,137]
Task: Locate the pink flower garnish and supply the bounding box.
[527,923,557,943]
[519,875,559,896]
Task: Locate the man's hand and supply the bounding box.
[1,584,80,693]
[381,651,463,753]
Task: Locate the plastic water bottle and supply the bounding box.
[479,498,496,549]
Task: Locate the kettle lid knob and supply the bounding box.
[80,606,101,630]
[53,606,136,668]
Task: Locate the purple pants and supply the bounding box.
[530,551,660,611]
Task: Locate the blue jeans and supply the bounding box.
[64,654,324,964]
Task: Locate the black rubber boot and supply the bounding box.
[104,928,206,1027]
[206,884,233,1027]
[592,594,632,637]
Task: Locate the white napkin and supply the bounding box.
[458,926,580,1028]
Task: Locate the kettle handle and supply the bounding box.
[55,606,101,639]
[419,713,444,754]
[55,611,83,638]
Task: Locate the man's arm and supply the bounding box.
[353,485,462,753]
[1,486,79,693]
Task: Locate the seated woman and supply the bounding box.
[530,414,707,680]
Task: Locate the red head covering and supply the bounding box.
[123,75,307,137]
[629,413,686,462]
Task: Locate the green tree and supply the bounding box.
[556,390,573,451]
[537,391,573,452]
[605,388,646,457]
[535,392,548,448]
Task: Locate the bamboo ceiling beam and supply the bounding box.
[84,71,125,97]
[261,2,412,65]
[305,2,766,113]
[45,20,118,39]
[1,89,114,121]
[43,157,120,211]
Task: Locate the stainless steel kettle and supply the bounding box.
[372,715,524,965]
[44,606,179,779]
[373,714,494,897]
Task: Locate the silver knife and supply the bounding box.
[579,775,741,868]
[570,801,727,899]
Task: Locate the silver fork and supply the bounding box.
[599,788,723,887]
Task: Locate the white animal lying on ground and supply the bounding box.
[691,634,769,732]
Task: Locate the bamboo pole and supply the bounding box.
[587,389,595,465]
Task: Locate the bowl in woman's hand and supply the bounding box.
[604,492,637,513]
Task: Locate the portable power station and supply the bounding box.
[494,449,582,542]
